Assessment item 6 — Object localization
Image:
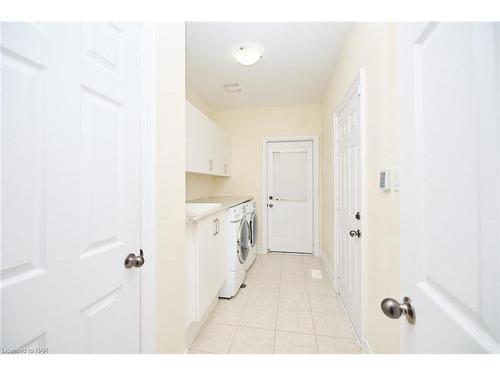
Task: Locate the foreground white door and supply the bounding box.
[336,75,362,339]
[398,23,500,353]
[266,141,313,253]
[1,23,143,353]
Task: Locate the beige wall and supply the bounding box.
[320,23,400,353]
[185,172,215,201]
[212,104,322,252]
[186,85,215,121]
[185,86,216,200]
[156,23,186,353]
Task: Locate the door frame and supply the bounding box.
[139,23,157,354]
[262,135,320,257]
[333,69,366,344]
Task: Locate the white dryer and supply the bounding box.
[219,202,250,298]
[245,200,257,270]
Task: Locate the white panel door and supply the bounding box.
[1,23,143,353]
[336,77,362,339]
[267,141,313,253]
[399,23,500,353]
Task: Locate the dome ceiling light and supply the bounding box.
[232,45,263,66]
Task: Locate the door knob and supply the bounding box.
[134,249,145,268]
[268,203,273,208]
[381,296,416,324]
[124,249,145,269]
[349,229,361,238]
[269,195,273,200]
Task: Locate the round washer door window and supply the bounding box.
[237,219,250,264]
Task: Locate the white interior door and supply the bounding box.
[336,77,362,339]
[266,141,313,253]
[399,22,500,353]
[1,23,143,353]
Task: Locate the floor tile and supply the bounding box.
[190,323,237,354]
[245,278,280,293]
[303,265,327,280]
[281,268,306,281]
[316,335,361,354]
[224,287,250,305]
[240,305,277,330]
[259,254,283,267]
[312,311,355,339]
[282,255,303,266]
[229,326,275,354]
[278,293,310,311]
[307,280,336,296]
[309,295,344,313]
[208,301,245,325]
[301,256,323,267]
[274,331,317,354]
[247,291,279,308]
[280,279,308,294]
[276,309,314,334]
[247,265,281,280]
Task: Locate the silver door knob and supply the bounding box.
[349,229,361,238]
[381,296,416,324]
[124,249,145,269]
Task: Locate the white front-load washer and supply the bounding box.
[245,200,257,270]
[219,203,250,298]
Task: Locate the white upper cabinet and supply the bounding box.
[186,101,230,176]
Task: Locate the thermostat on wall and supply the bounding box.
[379,169,391,191]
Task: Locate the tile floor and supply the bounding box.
[189,253,361,354]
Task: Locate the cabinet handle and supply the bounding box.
[209,159,213,172]
[213,219,217,236]
[216,218,220,235]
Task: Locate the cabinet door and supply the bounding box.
[196,214,223,319]
[213,126,230,176]
[213,211,227,288]
[186,101,212,174]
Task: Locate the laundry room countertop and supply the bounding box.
[185,196,253,223]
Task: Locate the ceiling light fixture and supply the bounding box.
[232,45,263,66]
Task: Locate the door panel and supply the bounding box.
[267,141,313,253]
[399,22,500,353]
[336,76,362,339]
[1,23,143,353]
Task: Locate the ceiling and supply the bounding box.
[186,22,351,110]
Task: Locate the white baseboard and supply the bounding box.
[185,295,219,349]
[320,251,336,291]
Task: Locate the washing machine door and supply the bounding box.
[249,211,257,247]
[237,219,250,264]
